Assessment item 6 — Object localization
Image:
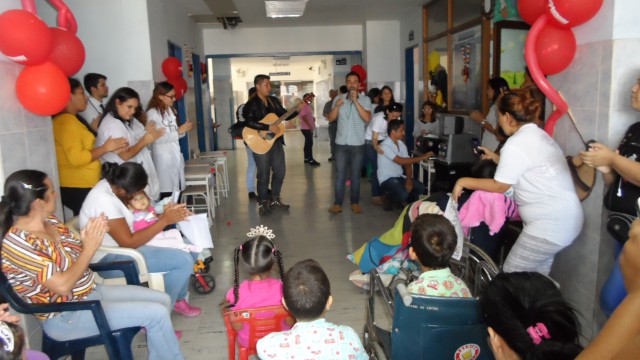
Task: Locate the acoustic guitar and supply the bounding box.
[243,93,315,154]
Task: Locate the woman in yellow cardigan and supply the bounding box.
[53,78,128,215]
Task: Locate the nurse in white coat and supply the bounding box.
[95,87,164,198]
[146,81,194,199]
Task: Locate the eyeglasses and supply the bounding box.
[163,94,176,100]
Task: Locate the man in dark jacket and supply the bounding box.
[243,74,301,215]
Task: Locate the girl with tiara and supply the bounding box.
[221,225,290,347]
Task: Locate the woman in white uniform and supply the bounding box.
[95,87,164,200]
[453,91,583,275]
[146,82,194,199]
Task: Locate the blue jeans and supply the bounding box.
[328,122,337,157]
[365,142,382,197]
[381,176,426,204]
[253,140,286,202]
[42,285,183,360]
[99,245,194,307]
[245,146,256,192]
[334,144,365,205]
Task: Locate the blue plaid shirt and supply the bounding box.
[333,93,372,146]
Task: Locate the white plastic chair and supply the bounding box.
[65,217,166,292]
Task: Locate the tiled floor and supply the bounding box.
[85,132,398,359]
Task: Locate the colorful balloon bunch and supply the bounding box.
[162,57,188,101]
[518,0,603,136]
[0,0,85,116]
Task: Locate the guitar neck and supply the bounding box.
[271,107,297,126]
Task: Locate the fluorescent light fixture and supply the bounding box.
[265,0,308,18]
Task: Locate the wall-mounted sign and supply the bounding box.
[409,30,414,41]
[335,57,347,66]
[269,72,290,76]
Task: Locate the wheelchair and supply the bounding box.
[363,241,500,360]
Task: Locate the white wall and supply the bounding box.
[203,26,363,55]
[400,7,424,81]
[36,0,153,91]
[572,0,640,44]
[146,0,204,82]
[365,20,402,83]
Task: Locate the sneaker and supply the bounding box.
[258,200,270,215]
[351,204,363,214]
[328,156,335,162]
[173,299,201,317]
[304,158,312,164]
[308,159,320,166]
[372,196,384,205]
[248,192,257,200]
[328,204,343,213]
[270,198,290,210]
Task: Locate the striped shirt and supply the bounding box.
[2,216,96,320]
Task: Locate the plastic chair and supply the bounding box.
[65,217,166,292]
[223,305,294,360]
[0,261,141,360]
[391,290,494,360]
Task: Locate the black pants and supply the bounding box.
[60,187,92,216]
[328,121,337,157]
[301,129,314,160]
[253,140,286,202]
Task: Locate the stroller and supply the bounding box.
[363,241,499,360]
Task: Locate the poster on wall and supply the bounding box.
[493,0,522,22]
[451,25,482,112]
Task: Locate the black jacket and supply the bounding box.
[242,95,298,131]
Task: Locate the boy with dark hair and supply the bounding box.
[257,259,367,359]
[79,72,109,130]
[407,214,471,297]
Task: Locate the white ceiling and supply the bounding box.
[174,0,432,28]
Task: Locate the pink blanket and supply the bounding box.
[459,191,519,236]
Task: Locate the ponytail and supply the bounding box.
[0,170,48,237]
[229,246,241,308]
[497,91,541,124]
[480,272,582,360]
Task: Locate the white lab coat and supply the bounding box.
[95,114,161,200]
[147,107,186,193]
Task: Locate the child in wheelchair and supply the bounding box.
[407,214,471,298]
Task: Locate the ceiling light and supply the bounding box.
[265,0,308,18]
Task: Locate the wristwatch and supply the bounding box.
[480,120,486,127]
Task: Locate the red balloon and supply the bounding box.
[534,25,576,75]
[546,0,604,28]
[48,28,85,76]
[162,57,183,80]
[351,64,367,82]
[169,77,188,100]
[16,62,70,116]
[517,0,546,25]
[0,10,53,65]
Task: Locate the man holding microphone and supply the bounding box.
[327,71,372,214]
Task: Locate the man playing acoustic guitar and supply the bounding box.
[243,74,302,215]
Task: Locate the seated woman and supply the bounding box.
[79,162,201,317]
[480,272,583,360]
[0,170,183,360]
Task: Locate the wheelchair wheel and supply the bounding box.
[450,242,500,297]
[191,274,215,294]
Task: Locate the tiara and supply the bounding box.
[0,322,14,352]
[247,225,275,240]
